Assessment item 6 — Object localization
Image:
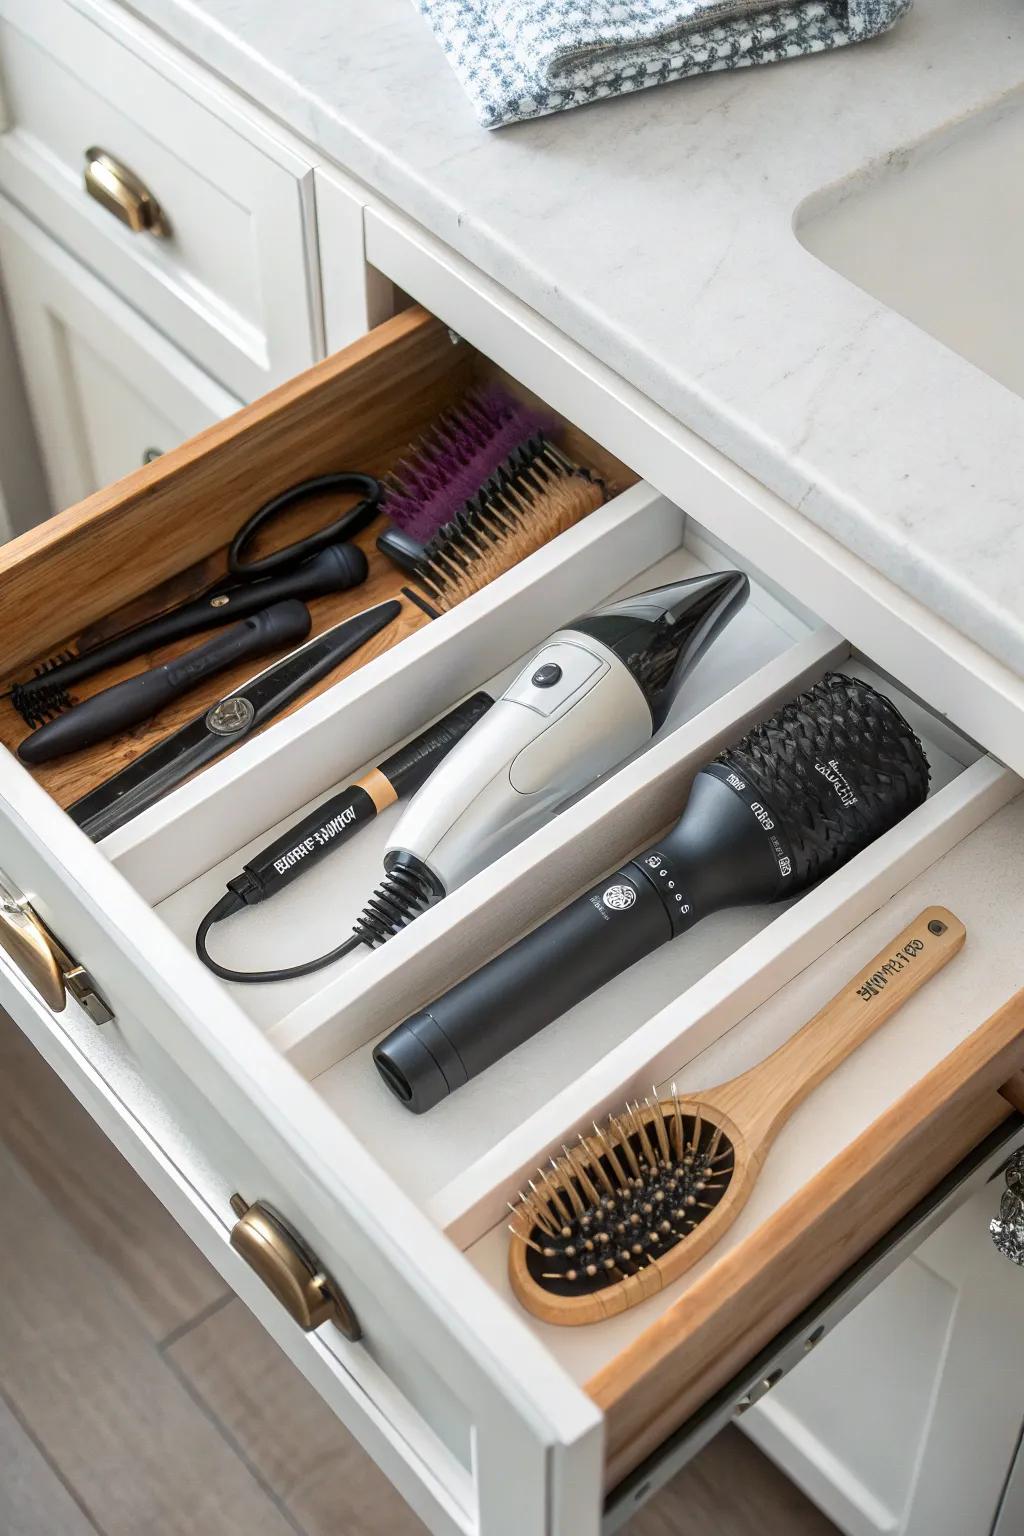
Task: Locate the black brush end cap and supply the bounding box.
[374,1010,467,1114]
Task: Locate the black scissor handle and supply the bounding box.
[228,472,382,580]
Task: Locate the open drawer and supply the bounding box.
[0,306,1022,1536]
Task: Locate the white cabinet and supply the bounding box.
[0,196,239,510]
[0,0,321,401]
[0,296,1020,1536]
[994,1429,1024,1536]
[743,1183,1024,1536]
[0,3,1021,1532]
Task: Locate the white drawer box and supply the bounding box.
[0,304,1022,1536]
[0,0,319,399]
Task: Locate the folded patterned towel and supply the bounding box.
[414,0,913,127]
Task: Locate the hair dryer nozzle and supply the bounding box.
[570,570,749,729]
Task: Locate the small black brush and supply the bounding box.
[6,543,368,726]
[18,602,312,765]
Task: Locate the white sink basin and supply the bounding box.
[796,91,1024,400]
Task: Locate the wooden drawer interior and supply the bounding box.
[0,307,633,807]
[4,299,1023,1494]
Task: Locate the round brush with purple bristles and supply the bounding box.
[376,385,557,570]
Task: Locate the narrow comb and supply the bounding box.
[508,907,965,1326]
[382,385,556,543]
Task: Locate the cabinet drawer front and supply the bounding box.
[0,0,318,399]
[0,295,1021,1536]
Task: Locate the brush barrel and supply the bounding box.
[373,862,674,1112]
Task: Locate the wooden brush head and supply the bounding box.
[508,1094,751,1326]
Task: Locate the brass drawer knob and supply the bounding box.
[229,1196,361,1340]
[83,147,168,236]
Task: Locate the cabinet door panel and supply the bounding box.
[0,196,238,509]
[743,1184,1024,1536]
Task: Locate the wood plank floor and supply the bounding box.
[0,1011,839,1536]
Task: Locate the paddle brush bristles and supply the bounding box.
[508,1093,734,1298]
[383,385,556,543]
[413,443,606,613]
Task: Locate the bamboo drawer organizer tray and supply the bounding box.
[2,305,1023,1489]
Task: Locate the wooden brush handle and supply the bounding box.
[713,907,965,1149]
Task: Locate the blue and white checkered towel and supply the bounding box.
[414,0,913,127]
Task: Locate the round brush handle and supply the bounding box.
[373,863,673,1113]
[18,601,311,764]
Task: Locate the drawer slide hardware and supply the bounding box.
[229,1196,361,1340]
[0,875,113,1024]
[990,1146,1024,1265]
[83,148,168,237]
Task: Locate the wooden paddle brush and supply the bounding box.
[508,906,965,1326]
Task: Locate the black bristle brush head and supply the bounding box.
[716,671,931,892]
[7,651,77,727]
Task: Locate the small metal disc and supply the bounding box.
[206,696,255,736]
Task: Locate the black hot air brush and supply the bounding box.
[374,673,931,1112]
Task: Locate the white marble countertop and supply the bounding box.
[120,0,1024,675]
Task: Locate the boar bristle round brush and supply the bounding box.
[508,905,965,1326]
[381,385,557,544]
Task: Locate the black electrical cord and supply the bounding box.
[195,891,366,983]
[191,692,494,986]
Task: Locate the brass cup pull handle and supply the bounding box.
[83,147,168,236]
[0,886,66,1011]
[0,874,114,1024]
[230,1197,361,1340]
